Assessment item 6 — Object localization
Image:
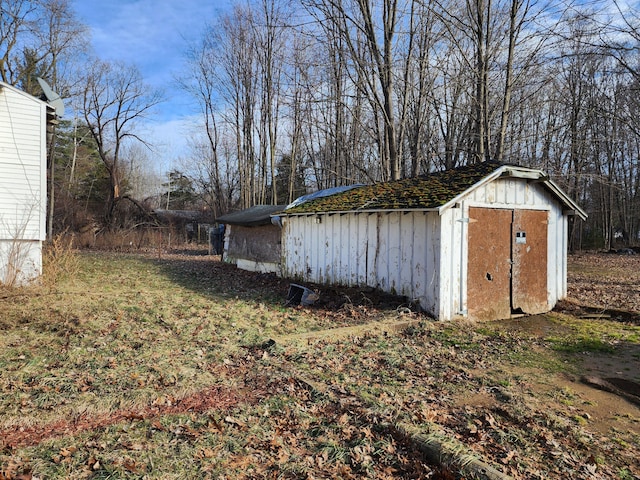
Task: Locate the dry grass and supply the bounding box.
[0,250,639,479]
[42,234,80,287]
[567,252,640,315]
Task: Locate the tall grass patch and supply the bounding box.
[42,233,79,286]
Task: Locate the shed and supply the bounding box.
[216,205,286,274]
[0,82,51,285]
[278,162,587,321]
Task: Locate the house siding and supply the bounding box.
[0,83,47,284]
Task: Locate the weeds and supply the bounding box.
[42,233,79,287]
[548,336,616,354]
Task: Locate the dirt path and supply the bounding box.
[491,315,640,437]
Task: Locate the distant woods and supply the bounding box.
[182,0,640,250]
[2,0,639,250]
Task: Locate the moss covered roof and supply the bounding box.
[284,161,503,214]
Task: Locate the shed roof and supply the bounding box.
[217,205,287,226]
[282,161,587,220]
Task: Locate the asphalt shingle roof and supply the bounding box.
[284,161,503,214]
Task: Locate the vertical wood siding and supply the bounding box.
[281,211,441,317]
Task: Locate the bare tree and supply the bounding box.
[282,31,311,203]
[306,0,409,180]
[177,0,640,250]
[182,32,228,216]
[186,2,295,209]
[0,0,89,238]
[216,5,260,209]
[82,60,162,224]
[253,0,288,204]
[602,0,640,80]
[0,0,87,89]
[432,0,550,163]
[403,1,438,175]
[0,0,38,85]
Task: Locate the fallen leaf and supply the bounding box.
[200,447,215,458]
[501,450,516,464]
[224,416,245,427]
[60,446,77,457]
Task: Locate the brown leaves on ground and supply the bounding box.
[1,249,639,479]
[153,248,415,320]
[566,252,640,320]
[0,459,32,480]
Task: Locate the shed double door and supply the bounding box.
[467,207,548,320]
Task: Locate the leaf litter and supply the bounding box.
[0,249,639,479]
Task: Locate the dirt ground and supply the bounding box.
[248,248,640,443]
[563,251,640,320]
[491,253,640,465]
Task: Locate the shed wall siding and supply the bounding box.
[466,177,555,210]
[438,207,465,320]
[0,84,46,284]
[549,208,569,303]
[223,224,281,274]
[281,211,441,317]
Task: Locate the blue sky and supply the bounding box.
[72,0,232,173]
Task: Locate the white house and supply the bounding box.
[278,162,587,321]
[0,82,51,285]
